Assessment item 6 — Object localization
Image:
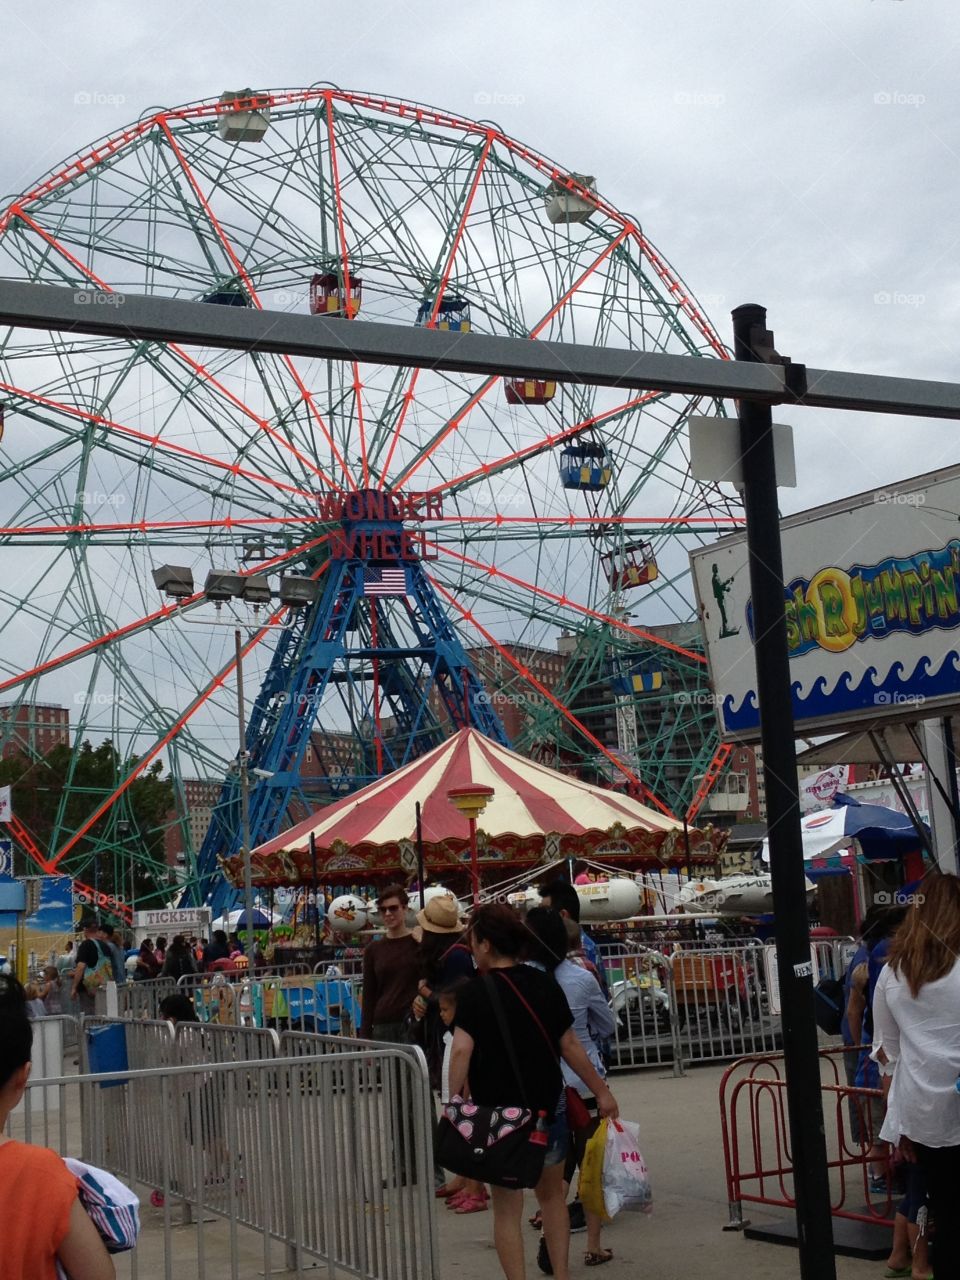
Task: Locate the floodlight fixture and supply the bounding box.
[278,575,319,608]
[241,573,273,605]
[152,564,194,599]
[204,569,244,601]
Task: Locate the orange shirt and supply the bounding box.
[0,1140,77,1279]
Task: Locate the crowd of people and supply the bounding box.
[361,880,619,1279]
[18,920,260,1023]
[9,864,960,1278]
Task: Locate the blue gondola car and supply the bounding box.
[559,441,612,491]
[415,295,471,331]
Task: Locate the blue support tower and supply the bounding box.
[186,490,509,914]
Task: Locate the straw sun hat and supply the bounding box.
[416,894,462,934]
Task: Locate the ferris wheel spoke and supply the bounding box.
[428,572,674,816]
[45,607,289,872]
[10,206,338,492]
[430,514,742,531]
[0,514,319,539]
[432,543,705,664]
[322,94,371,487]
[377,132,496,486]
[155,116,357,493]
[426,391,663,501]
[0,376,314,505]
[0,535,328,696]
[388,226,631,492]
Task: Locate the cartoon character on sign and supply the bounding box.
[711,564,740,639]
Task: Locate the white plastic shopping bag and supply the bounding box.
[601,1119,652,1217]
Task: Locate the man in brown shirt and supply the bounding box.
[360,883,420,1041]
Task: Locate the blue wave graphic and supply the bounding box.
[723,650,960,733]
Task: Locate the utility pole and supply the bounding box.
[733,303,836,1278]
[235,629,255,958]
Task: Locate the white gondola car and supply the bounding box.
[217,89,271,143]
[545,173,597,225]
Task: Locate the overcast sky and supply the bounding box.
[1,0,959,765]
[3,0,957,513]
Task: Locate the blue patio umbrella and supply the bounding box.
[828,793,929,860]
[213,906,278,930]
[763,792,928,863]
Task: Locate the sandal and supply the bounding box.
[585,1248,614,1267]
[435,1182,463,1198]
[454,1194,488,1214]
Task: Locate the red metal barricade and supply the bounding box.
[719,1045,897,1231]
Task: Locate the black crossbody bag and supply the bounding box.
[434,972,553,1189]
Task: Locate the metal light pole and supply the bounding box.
[446,785,495,905]
[733,304,836,1278]
[309,830,321,952]
[235,628,255,958]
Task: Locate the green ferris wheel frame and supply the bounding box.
[0,86,742,908]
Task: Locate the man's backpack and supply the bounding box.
[813,976,845,1036]
[82,941,114,995]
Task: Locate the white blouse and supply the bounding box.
[872,958,960,1148]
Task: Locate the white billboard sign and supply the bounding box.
[691,464,960,742]
[800,766,850,813]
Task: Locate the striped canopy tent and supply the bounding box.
[222,728,727,889]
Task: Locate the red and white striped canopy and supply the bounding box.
[225,730,724,887]
[257,727,677,857]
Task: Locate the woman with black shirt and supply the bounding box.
[448,904,618,1280]
[161,935,198,981]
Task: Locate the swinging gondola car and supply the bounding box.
[604,540,659,590]
[505,378,556,405]
[217,89,271,143]
[609,663,664,697]
[204,285,249,307]
[544,173,597,225]
[415,295,471,331]
[559,441,612,491]
[310,271,362,318]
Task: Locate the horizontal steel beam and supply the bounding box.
[2,280,960,419]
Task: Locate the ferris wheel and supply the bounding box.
[0,87,742,911]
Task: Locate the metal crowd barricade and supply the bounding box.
[175,1019,280,1063]
[9,1045,438,1280]
[669,945,781,1064]
[603,946,683,1073]
[116,976,178,1020]
[719,1046,897,1232]
[602,941,781,1071]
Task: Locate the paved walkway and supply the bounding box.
[437,1062,882,1280]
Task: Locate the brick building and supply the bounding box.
[0,703,70,760]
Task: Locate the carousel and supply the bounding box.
[220,728,727,893]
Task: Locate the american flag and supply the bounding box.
[363,567,408,597]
